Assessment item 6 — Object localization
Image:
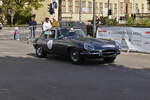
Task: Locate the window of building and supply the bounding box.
[142,3,144,13]
[99,2,103,14]
[135,3,139,13]
[88,1,92,14]
[110,3,112,9]
[130,3,132,13]
[105,3,108,8]
[95,2,98,14]
[82,1,86,13]
[62,0,66,13]
[120,2,123,14]
[82,1,86,8]
[75,0,80,13]
[147,4,150,13]
[68,0,73,13]
[114,3,117,15]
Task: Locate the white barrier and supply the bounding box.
[96,26,150,53]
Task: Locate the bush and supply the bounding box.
[100,17,118,25]
[106,18,118,25]
[126,17,136,26]
[142,19,150,26]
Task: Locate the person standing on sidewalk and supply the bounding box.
[29,17,37,39]
[14,24,20,40]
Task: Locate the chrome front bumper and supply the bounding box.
[80,49,120,58]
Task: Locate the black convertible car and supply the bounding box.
[33,28,121,64]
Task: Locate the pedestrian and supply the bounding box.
[29,17,37,39]
[96,16,100,25]
[43,17,52,39]
[14,24,20,40]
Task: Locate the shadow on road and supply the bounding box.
[1,54,149,72]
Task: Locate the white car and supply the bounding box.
[0,23,2,30]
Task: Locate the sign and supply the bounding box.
[104,8,108,15]
[82,8,89,13]
[98,29,107,33]
[96,26,150,53]
[47,40,53,50]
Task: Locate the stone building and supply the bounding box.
[33,0,150,24]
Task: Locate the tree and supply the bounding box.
[1,0,45,24]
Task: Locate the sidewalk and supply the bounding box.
[116,52,150,70]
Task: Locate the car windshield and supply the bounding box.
[57,28,86,39]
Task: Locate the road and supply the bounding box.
[0,40,150,100]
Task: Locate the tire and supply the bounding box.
[70,48,82,64]
[36,46,47,58]
[103,57,116,63]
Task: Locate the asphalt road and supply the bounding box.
[0,40,150,100]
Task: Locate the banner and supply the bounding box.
[96,26,150,53]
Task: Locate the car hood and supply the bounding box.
[70,37,116,49]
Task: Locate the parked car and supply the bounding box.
[33,28,121,64]
[0,23,2,30]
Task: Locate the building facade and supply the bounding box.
[33,0,150,24]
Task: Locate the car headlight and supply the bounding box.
[84,43,95,51]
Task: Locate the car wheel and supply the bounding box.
[103,57,116,63]
[70,48,82,64]
[36,46,47,58]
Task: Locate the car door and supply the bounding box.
[53,29,70,55]
[41,30,57,54]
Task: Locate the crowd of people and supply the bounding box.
[13,16,57,40]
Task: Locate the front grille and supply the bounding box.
[102,50,116,56]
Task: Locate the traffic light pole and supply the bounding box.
[93,0,96,37]
[79,0,82,22]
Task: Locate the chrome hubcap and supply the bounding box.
[71,51,79,62]
[37,47,42,56]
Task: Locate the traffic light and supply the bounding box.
[108,9,112,15]
[48,3,55,15]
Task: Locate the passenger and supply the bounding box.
[68,28,76,37]
[43,17,52,39]
[69,28,75,32]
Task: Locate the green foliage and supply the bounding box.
[100,17,118,25]
[126,17,136,26]
[142,19,150,26]
[106,18,118,25]
[1,0,45,24]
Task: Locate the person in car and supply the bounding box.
[43,17,52,38]
[68,28,76,37]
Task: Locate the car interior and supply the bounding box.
[41,30,56,40]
